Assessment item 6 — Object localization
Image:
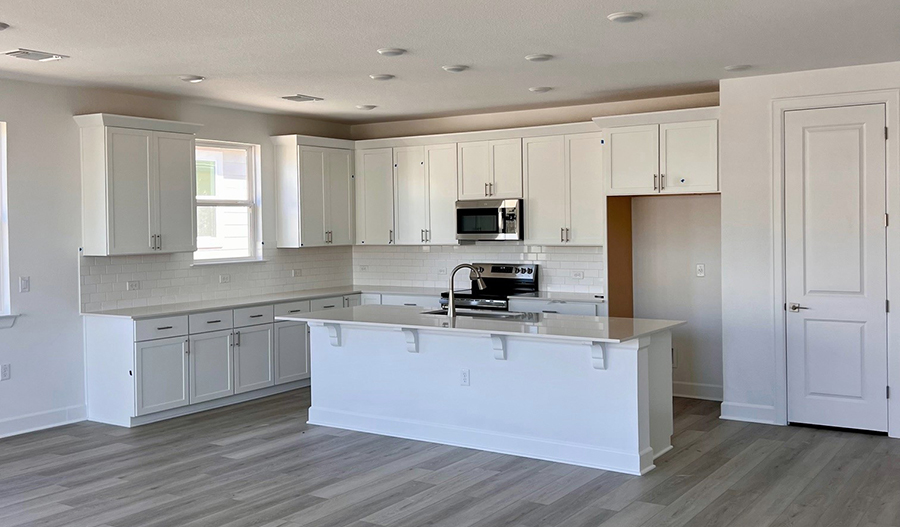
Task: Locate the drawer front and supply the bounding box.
[189,310,233,334]
[135,315,189,341]
[310,296,344,312]
[234,305,275,327]
[380,294,442,309]
[508,299,598,316]
[274,300,311,317]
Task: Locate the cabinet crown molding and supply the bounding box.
[74,113,203,135]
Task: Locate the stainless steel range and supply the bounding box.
[440,263,538,311]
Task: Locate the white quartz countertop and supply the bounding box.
[82,285,446,320]
[278,305,683,344]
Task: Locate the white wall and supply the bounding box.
[632,195,722,401]
[0,77,350,437]
[720,61,900,425]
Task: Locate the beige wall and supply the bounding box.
[350,92,719,139]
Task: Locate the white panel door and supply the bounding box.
[106,127,154,254]
[234,324,275,394]
[490,138,523,199]
[189,329,234,403]
[605,124,659,196]
[523,136,568,245]
[566,132,606,246]
[274,321,310,384]
[134,336,189,416]
[425,143,458,245]
[393,146,428,245]
[355,148,394,245]
[325,148,353,246]
[659,120,718,194]
[785,104,887,432]
[457,141,491,200]
[154,132,196,253]
[298,146,327,247]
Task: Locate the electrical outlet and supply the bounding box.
[219,274,231,284]
[672,348,678,369]
[358,265,368,272]
[1,364,10,381]
[438,268,447,276]
[18,276,30,293]
[126,280,140,291]
[460,369,470,386]
[292,269,303,278]
[572,271,585,280]
[696,264,706,277]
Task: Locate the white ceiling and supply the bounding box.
[0,0,898,124]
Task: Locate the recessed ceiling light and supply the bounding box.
[525,54,553,62]
[178,75,206,83]
[0,22,9,31]
[356,105,377,110]
[377,48,406,56]
[529,86,552,93]
[4,48,68,62]
[724,64,752,72]
[607,12,644,22]
[369,74,395,81]
[282,94,324,102]
[442,65,468,73]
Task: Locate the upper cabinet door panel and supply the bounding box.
[298,146,327,247]
[489,138,523,199]
[326,148,353,246]
[393,146,428,245]
[458,141,491,200]
[659,120,718,194]
[605,124,659,196]
[355,148,394,245]
[566,133,606,246]
[106,127,154,255]
[155,132,196,253]
[523,136,568,245]
[425,144,458,245]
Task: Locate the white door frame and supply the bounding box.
[771,89,900,436]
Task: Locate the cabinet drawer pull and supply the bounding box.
[323,305,336,309]
[403,303,417,306]
[542,310,558,314]
[156,326,173,330]
[206,319,221,324]
[249,314,264,318]
[289,309,304,313]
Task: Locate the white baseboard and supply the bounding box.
[673,381,723,401]
[720,401,779,425]
[309,406,649,475]
[0,405,87,439]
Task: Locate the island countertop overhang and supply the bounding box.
[276,305,684,344]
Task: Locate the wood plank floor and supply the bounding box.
[1,389,898,527]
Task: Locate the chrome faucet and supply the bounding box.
[448,264,486,317]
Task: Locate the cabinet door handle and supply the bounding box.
[235,331,241,346]
[485,183,489,196]
[489,182,493,196]
[157,234,162,250]
[561,227,565,242]
[653,174,658,191]
[184,339,190,354]
[660,174,665,190]
[389,229,394,244]
[426,229,431,242]
[565,228,570,242]
[150,235,156,250]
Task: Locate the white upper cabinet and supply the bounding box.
[76,114,201,256]
[274,135,355,248]
[457,139,522,200]
[524,133,605,246]
[393,146,429,245]
[424,144,458,245]
[659,120,718,194]
[605,119,718,196]
[355,148,394,245]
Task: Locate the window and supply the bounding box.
[0,122,9,316]
[194,141,261,262]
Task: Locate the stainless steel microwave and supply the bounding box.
[455,199,523,241]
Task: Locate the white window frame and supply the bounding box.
[0,122,12,323]
[192,140,263,264]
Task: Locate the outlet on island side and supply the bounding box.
[126,280,140,291]
[219,274,231,284]
[1,364,10,381]
[460,369,470,386]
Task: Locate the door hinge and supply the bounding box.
[783,303,787,312]
[887,299,891,313]
[888,386,891,399]
[886,126,889,140]
[886,213,890,228]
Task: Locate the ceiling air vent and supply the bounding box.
[282,94,324,103]
[4,48,69,62]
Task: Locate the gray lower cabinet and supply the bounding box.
[134,336,190,416]
[234,324,275,394]
[189,329,235,404]
[508,298,606,316]
[274,320,310,384]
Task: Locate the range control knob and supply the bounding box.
[514,267,520,273]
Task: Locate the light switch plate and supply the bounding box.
[18,276,30,293]
[696,264,706,277]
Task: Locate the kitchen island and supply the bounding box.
[277,305,684,475]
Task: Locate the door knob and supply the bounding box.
[788,303,810,312]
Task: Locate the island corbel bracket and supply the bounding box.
[490,334,507,360]
[589,341,606,370]
[323,323,342,347]
[400,328,419,353]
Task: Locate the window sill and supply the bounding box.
[190,258,269,267]
[0,314,19,329]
